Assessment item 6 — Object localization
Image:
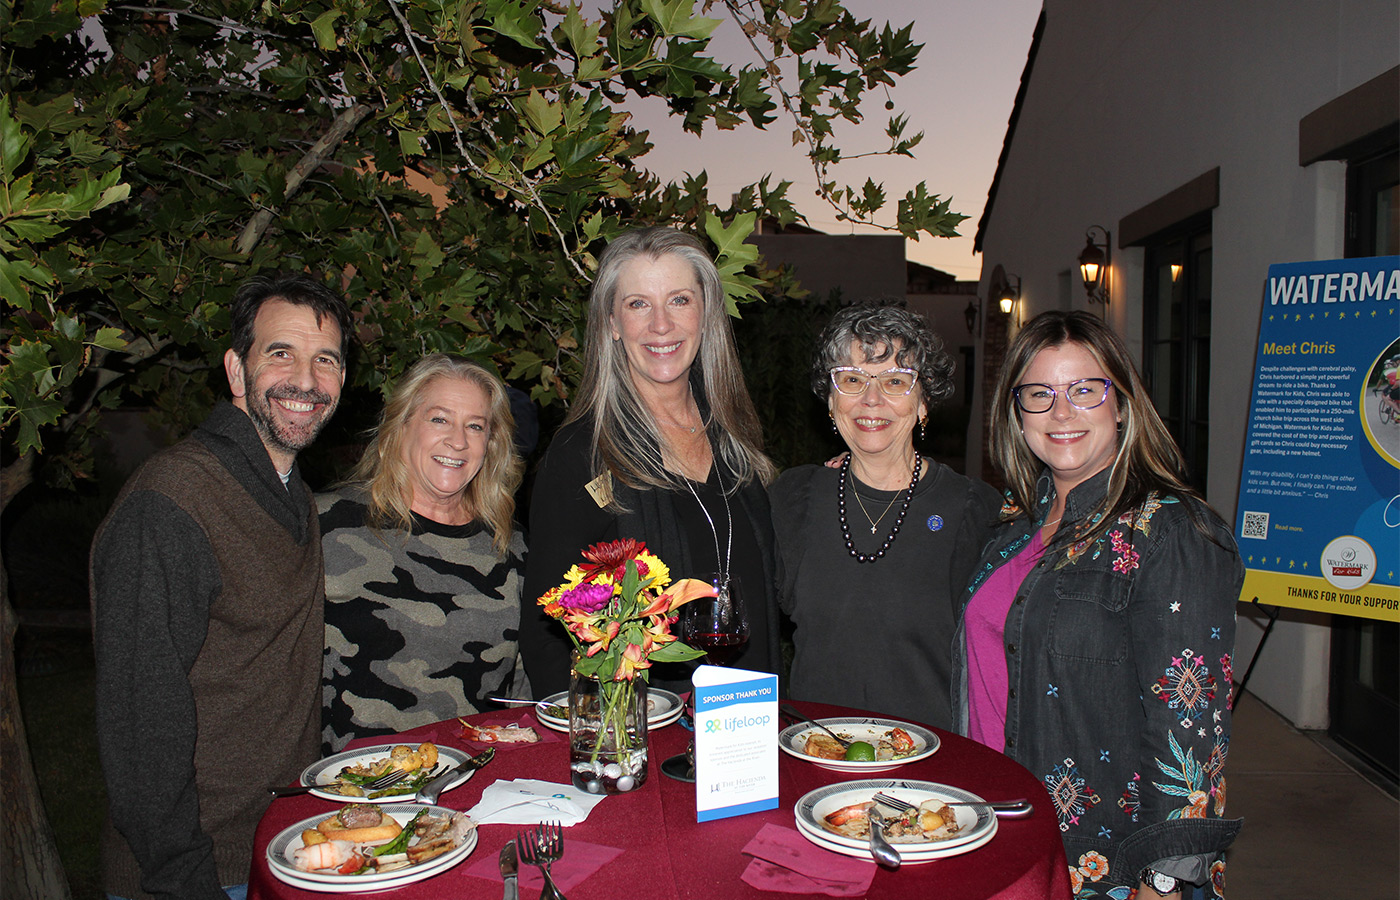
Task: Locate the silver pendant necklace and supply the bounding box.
[683,465,733,596]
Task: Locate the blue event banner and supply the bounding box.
[1234,256,1399,621]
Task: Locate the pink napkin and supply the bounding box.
[463,838,623,892]
[740,823,876,896]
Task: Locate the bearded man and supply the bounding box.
[91,273,352,900]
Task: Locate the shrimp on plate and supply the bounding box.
[292,839,362,873]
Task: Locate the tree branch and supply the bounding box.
[111,5,290,40]
[384,0,588,281]
[236,103,373,256]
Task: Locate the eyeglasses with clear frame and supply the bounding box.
[1011,378,1114,414]
[829,366,919,397]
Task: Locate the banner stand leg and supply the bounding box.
[1233,597,1279,706]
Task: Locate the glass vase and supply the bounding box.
[567,652,648,794]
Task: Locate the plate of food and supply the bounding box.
[299,742,472,803]
[533,689,684,733]
[265,802,477,891]
[778,717,939,772]
[793,780,997,862]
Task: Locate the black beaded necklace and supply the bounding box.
[838,453,922,563]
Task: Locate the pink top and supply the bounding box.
[965,530,1045,752]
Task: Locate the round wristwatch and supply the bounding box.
[1141,867,1181,895]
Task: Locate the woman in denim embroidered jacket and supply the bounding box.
[952,312,1243,899]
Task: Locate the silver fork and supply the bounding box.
[269,764,413,797]
[874,790,1033,816]
[517,822,566,899]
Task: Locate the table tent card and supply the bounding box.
[692,665,779,822]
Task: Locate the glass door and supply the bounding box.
[1143,218,1212,493]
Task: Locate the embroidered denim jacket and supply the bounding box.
[952,469,1244,898]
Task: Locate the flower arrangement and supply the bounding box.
[537,538,713,682]
[538,539,714,793]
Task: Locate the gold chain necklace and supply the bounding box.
[852,484,903,534]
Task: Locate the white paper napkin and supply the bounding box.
[465,778,607,825]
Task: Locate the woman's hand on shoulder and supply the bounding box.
[824,451,849,470]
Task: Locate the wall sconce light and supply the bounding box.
[997,275,1021,315]
[1078,226,1111,305]
[1170,263,1183,282]
[964,300,978,334]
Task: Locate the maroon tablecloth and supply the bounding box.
[249,703,1072,899]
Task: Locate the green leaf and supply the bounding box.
[648,641,705,663]
[483,0,545,50]
[523,89,562,136]
[12,395,67,456]
[705,211,757,266]
[310,9,342,51]
[640,0,721,39]
[90,327,128,352]
[705,212,761,315]
[557,3,603,55]
[0,256,52,307]
[398,128,426,157]
[0,100,32,179]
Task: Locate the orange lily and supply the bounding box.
[644,577,717,616]
[569,616,621,657]
[616,642,650,680]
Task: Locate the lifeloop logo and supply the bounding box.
[1320,535,1376,590]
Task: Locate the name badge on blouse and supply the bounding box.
[585,471,614,509]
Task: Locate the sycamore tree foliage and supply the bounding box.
[1,0,965,497]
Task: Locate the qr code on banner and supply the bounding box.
[1241,511,1269,540]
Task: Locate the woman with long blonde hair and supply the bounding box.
[318,354,527,751]
[520,226,781,695]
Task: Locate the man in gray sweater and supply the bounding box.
[91,273,352,900]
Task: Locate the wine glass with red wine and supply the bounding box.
[661,574,747,781]
[679,576,749,666]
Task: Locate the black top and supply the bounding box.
[520,418,782,695]
[769,461,1001,728]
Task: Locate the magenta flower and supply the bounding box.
[560,582,613,614]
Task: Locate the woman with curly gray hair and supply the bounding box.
[769,301,1001,729]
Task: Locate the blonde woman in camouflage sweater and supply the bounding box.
[318,354,529,752]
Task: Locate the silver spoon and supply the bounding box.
[780,704,851,749]
[865,807,901,869]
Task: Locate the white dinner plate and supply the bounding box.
[299,744,474,804]
[778,717,939,773]
[266,803,477,891]
[794,815,998,864]
[794,779,997,859]
[534,688,684,733]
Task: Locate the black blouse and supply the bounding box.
[520,418,781,696]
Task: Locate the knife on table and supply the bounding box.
[415,747,496,805]
[499,839,519,900]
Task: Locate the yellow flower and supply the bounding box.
[561,565,588,589]
[637,551,670,590]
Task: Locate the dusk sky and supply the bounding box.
[631,0,1045,282]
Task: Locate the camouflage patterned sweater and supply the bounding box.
[317,488,529,753]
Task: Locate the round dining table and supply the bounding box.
[249,702,1072,899]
